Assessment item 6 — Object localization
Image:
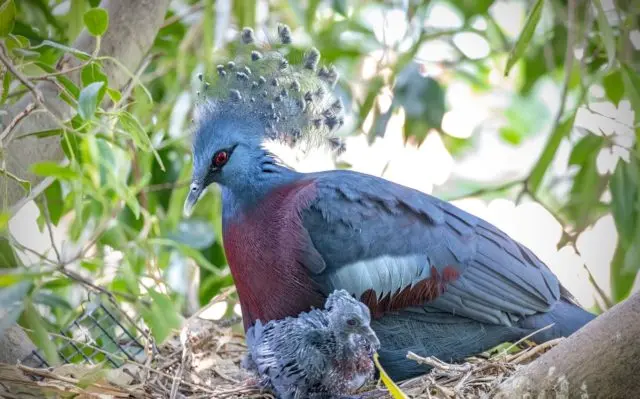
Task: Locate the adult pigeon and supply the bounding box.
[243,289,380,399]
[184,25,596,380]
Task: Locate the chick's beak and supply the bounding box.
[183,181,203,217]
[363,327,380,349]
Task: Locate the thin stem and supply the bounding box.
[40,196,62,265]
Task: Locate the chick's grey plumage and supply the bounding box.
[243,289,380,399]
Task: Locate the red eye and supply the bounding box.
[213,150,229,168]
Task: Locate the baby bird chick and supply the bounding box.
[242,289,381,399]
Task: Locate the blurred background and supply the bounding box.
[1,0,638,362]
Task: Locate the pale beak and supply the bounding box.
[183,182,203,217]
[364,327,381,349]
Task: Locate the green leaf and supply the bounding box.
[358,76,384,124]
[593,0,616,72]
[78,81,105,120]
[140,304,169,344]
[0,0,16,37]
[621,64,640,114]
[610,159,638,240]
[609,158,640,294]
[139,290,182,344]
[23,300,60,365]
[199,272,233,305]
[305,0,322,29]
[505,0,545,76]
[0,236,21,267]
[14,128,63,140]
[106,87,121,103]
[148,289,182,329]
[118,111,164,170]
[117,111,151,150]
[450,0,493,18]
[38,61,81,99]
[564,135,606,230]
[33,292,73,310]
[0,213,9,231]
[67,0,89,40]
[233,0,256,31]
[622,225,640,274]
[81,63,108,89]
[528,111,576,194]
[393,63,446,133]
[569,134,604,166]
[332,0,348,17]
[0,167,31,192]
[44,181,63,226]
[83,8,109,36]
[148,238,220,274]
[31,40,92,60]
[31,162,79,180]
[166,159,192,230]
[611,242,635,302]
[499,127,522,145]
[0,280,32,308]
[603,71,624,105]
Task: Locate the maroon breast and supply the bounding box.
[223,179,325,329]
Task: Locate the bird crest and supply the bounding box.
[193,24,345,154]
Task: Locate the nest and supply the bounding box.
[0,290,562,399]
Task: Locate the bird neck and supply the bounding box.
[221,159,301,218]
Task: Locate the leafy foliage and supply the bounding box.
[0,0,637,359]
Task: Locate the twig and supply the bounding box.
[15,364,135,397]
[30,61,91,81]
[496,323,555,360]
[508,337,564,364]
[443,180,523,202]
[18,326,219,395]
[551,0,576,138]
[0,102,38,144]
[9,175,57,216]
[161,3,206,28]
[145,180,190,192]
[0,43,44,105]
[40,196,62,265]
[407,352,473,373]
[584,264,613,310]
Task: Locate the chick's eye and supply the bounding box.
[213,150,229,168]
[346,318,358,326]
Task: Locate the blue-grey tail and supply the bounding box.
[372,300,595,381]
[516,298,596,343]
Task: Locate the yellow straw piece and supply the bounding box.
[373,352,409,399]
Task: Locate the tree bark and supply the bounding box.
[0,0,171,365]
[493,291,640,399]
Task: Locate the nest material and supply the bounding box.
[0,289,563,399]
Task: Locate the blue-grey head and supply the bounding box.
[183,25,345,216]
[325,290,381,351]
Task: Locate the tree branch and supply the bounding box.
[493,292,640,397]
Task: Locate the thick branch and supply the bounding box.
[0,0,171,366]
[493,291,640,398]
